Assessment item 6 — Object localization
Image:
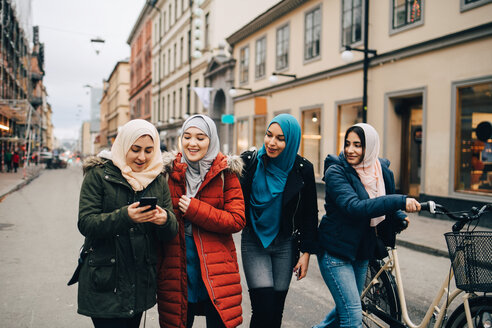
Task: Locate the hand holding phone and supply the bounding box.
[138,197,157,212]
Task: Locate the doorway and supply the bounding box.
[395,96,423,197]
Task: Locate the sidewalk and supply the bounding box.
[0,164,44,200]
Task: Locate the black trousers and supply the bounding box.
[91,312,143,328]
[187,299,225,328]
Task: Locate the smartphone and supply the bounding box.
[138,197,157,212]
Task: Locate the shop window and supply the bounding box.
[337,102,363,154]
[236,119,250,154]
[253,116,266,149]
[302,109,321,176]
[455,81,492,194]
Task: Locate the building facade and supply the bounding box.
[227,0,492,210]
[149,0,279,151]
[99,61,131,149]
[0,0,51,170]
[128,4,153,123]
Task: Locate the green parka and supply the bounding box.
[77,157,178,318]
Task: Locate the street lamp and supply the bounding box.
[268,72,297,84]
[90,37,105,55]
[340,0,376,123]
[228,87,253,97]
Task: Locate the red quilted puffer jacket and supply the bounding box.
[156,151,246,328]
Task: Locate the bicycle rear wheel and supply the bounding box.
[445,296,492,328]
[362,260,401,328]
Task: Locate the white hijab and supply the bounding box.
[109,119,163,191]
[180,115,220,197]
[352,123,386,227]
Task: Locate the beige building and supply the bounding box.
[80,121,92,157]
[98,61,131,149]
[227,0,492,210]
[149,0,280,151]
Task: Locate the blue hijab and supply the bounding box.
[250,114,301,248]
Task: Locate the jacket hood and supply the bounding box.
[82,156,109,175]
[161,151,243,176]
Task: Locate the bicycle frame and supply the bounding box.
[362,248,476,328]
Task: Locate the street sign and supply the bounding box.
[221,114,235,124]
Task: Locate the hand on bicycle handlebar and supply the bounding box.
[405,198,421,213]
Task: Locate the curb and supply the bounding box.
[396,239,449,258]
[0,169,43,200]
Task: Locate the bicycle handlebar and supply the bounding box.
[419,201,492,232]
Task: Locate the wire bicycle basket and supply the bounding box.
[444,231,492,293]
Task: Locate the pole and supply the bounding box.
[362,0,369,123]
[187,0,193,117]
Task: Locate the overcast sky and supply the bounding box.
[32,0,146,140]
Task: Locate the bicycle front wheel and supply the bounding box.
[362,260,401,328]
[445,296,492,328]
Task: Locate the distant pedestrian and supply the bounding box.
[12,151,20,173]
[314,123,420,328]
[4,150,12,172]
[75,119,178,328]
[239,114,319,328]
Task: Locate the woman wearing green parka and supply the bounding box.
[77,119,178,328]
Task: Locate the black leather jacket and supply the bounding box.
[240,150,319,254]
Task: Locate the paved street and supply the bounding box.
[0,165,464,327]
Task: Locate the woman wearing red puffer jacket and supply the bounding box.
[156,114,245,328]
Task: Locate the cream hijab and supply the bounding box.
[110,119,163,191]
[351,123,386,227]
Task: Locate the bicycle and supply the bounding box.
[361,201,492,328]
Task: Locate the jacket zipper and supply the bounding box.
[197,226,217,304]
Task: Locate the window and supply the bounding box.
[239,46,249,84]
[179,88,183,118]
[253,116,266,149]
[168,49,171,73]
[205,13,210,49]
[162,53,166,77]
[455,80,492,194]
[158,56,161,80]
[163,11,167,33]
[173,43,177,71]
[305,6,321,60]
[461,0,492,11]
[194,79,199,114]
[173,91,176,119]
[161,96,165,121]
[276,24,289,70]
[337,102,363,154]
[236,119,250,154]
[180,37,184,66]
[255,37,266,79]
[342,0,362,46]
[169,4,172,27]
[167,95,171,120]
[392,0,422,30]
[175,0,178,21]
[145,92,150,115]
[302,109,321,176]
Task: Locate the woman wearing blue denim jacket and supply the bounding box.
[315,123,420,328]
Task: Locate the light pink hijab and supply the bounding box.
[351,123,386,227]
[110,119,163,191]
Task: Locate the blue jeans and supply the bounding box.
[241,226,294,291]
[314,251,368,328]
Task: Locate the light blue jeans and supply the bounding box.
[241,226,294,291]
[314,251,368,328]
